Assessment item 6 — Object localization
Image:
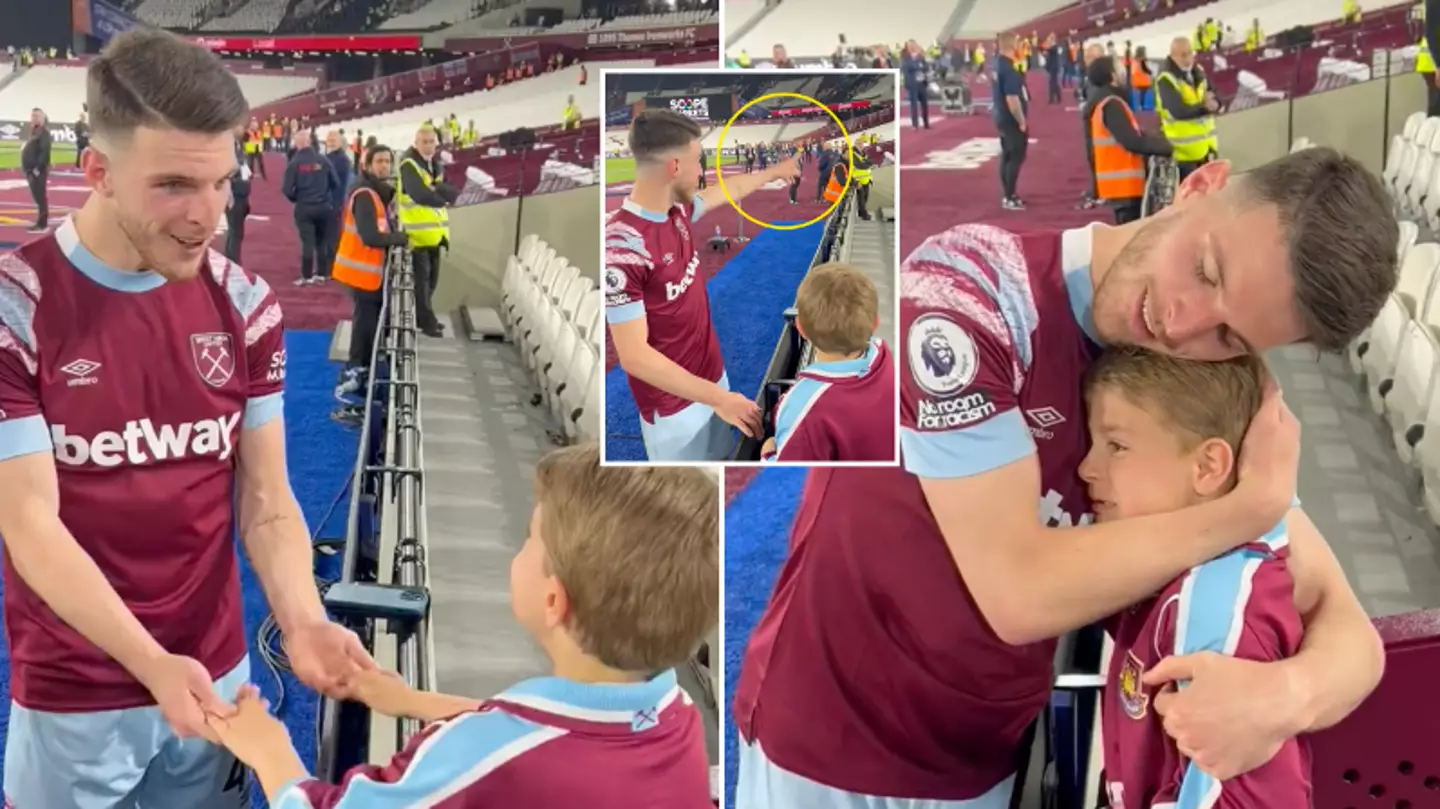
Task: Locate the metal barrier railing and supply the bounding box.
[731,180,858,460]
[315,244,433,780]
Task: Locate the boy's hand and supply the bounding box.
[761,437,778,458]
[337,668,413,716]
[205,685,291,769]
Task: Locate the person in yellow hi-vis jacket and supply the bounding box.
[396,126,460,337]
[1154,36,1219,179]
[561,94,583,130]
[1342,0,1363,24]
[1419,27,1439,115]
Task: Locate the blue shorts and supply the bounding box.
[639,372,736,462]
[3,656,252,809]
[737,740,1015,809]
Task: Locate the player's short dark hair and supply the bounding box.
[1237,147,1398,353]
[87,28,248,142]
[629,109,702,164]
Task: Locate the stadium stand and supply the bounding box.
[0,61,318,121]
[330,60,633,150]
[202,0,294,31]
[380,0,492,30]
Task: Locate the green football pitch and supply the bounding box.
[0,142,80,171]
[604,154,740,184]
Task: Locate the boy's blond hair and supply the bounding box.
[1086,346,1268,454]
[795,262,878,355]
[533,444,719,673]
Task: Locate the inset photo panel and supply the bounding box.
[600,68,901,465]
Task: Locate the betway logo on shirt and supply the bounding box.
[665,255,701,301]
[917,391,996,430]
[51,413,242,468]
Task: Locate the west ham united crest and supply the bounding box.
[191,333,236,388]
[1118,651,1150,720]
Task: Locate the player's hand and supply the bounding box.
[205,685,292,769]
[336,668,412,716]
[1142,652,1292,780]
[284,619,377,699]
[761,436,778,458]
[1234,378,1299,528]
[769,156,801,182]
[713,392,763,438]
[140,653,235,741]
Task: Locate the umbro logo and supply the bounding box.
[59,358,101,388]
[1026,407,1066,428]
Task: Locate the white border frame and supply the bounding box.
[596,67,904,469]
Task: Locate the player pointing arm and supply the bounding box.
[691,153,801,219]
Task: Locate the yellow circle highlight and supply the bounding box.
[715,92,854,231]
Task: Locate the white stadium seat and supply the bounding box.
[491,235,601,444]
[1395,242,1440,319]
[1349,225,1428,374]
[1417,370,1440,524]
[1364,296,1410,414]
[1387,320,1438,464]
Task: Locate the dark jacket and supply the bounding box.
[348,173,409,249]
[326,148,353,210]
[398,148,459,208]
[20,123,51,175]
[231,139,251,202]
[282,146,338,209]
[1085,85,1173,158]
[1155,57,1211,121]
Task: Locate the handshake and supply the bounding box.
[203,669,418,773]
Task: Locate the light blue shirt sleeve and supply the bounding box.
[768,378,826,461]
[273,711,563,808]
[898,248,1035,479]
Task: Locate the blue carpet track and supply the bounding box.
[605,221,825,462]
[0,330,356,808]
[722,466,807,801]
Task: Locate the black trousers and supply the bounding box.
[997,121,1029,199]
[347,285,385,370]
[856,183,871,218]
[411,245,443,330]
[26,170,47,228]
[247,151,267,179]
[907,85,930,128]
[293,205,333,280]
[698,170,707,190]
[1428,77,1440,117]
[1113,198,1143,224]
[74,137,88,167]
[789,176,801,203]
[225,198,249,262]
[1048,72,1062,103]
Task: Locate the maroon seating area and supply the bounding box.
[1311,609,1440,808]
[1201,4,1416,102]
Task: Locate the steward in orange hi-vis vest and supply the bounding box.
[333,186,391,291]
[1089,96,1146,202]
